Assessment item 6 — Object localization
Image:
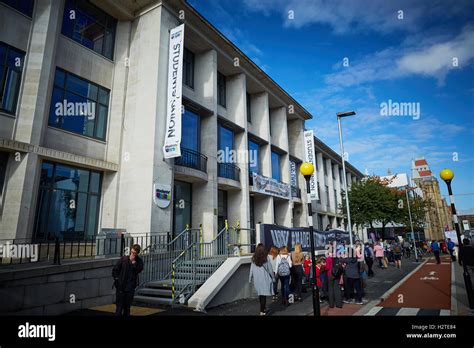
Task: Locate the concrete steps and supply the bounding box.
[134,257,226,307]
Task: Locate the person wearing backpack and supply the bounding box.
[364,243,375,277]
[325,253,343,308]
[275,246,292,306]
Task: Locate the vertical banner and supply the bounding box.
[303,130,318,200]
[163,24,185,159]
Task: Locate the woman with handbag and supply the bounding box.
[249,243,275,315]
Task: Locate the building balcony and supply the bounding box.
[218,162,240,182]
[291,185,301,199]
[174,147,208,183]
[175,147,207,172]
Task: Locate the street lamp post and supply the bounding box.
[440,168,474,309]
[300,162,321,316]
[337,111,355,247]
[404,186,418,262]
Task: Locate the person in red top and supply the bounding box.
[315,258,326,302]
[303,254,312,285]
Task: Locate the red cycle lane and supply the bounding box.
[380,256,452,310]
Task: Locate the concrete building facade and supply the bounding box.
[311,136,364,236]
[0,0,315,245]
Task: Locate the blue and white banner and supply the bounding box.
[259,224,350,251]
[163,24,185,159]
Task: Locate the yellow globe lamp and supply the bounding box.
[300,162,314,177]
[440,168,454,182]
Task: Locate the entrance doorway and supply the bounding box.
[173,181,192,238]
[218,190,228,232]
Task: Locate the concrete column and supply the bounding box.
[316,153,325,207]
[254,195,274,226]
[1,0,64,239]
[346,172,353,189]
[116,6,164,234]
[101,21,131,229]
[270,106,289,152]
[327,158,335,215]
[248,92,270,142]
[226,73,246,129]
[192,48,218,242]
[275,199,291,227]
[333,163,341,216]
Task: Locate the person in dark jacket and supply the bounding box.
[447,238,456,261]
[112,244,144,316]
[342,256,363,304]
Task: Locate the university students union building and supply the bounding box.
[0,0,363,253]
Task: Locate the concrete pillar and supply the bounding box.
[1,0,64,239]
[116,6,164,234]
[101,21,131,229]
[254,195,274,226]
[249,92,270,142]
[327,158,335,215]
[192,48,218,242]
[275,199,291,227]
[316,153,326,208]
[226,73,246,129]
[270,106,289,152]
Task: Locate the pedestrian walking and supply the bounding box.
[112,244,144,316]
[326,253,343,308]
[342,256,363,305]
[290,243,305,302]
[431,240,441,264]
[447,238,456,262]
[393,242,402,269]
[374,241,385,269]
[315,258,326,303]
[249,243,275,315]
[403,239,411,258]
[275,246,292,306]
[268,246,279,301]
[364,243,375,277]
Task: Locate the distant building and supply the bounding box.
[412,158,453,241]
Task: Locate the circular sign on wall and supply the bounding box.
[153,182,172,209]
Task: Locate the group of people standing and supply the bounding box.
[249,241,369,315]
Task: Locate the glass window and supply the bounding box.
[48,68,110,140]
[181,110,200,151]
[323,158,328,176]
[248,140,260,174]
[271,151,281,181]
[218,125,233,159]
[0,42,25,115]
[334,189,338,208]
[61,0,117,60]
[173,181,192,237]
[0,0,34,17]
[246,92,251,123]
[325,185,330,206]
[34,162,102,241]
[317,182,321,202]
[183,48,194,88]
[217,72,226,107]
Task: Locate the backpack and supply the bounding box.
[364,246,372,259]
[277,256,291,277]
[394,245,401,254]
[331,258,344,278]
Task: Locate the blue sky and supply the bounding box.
[189,0,474,213]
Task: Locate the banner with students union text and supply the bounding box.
[163,24,184,159]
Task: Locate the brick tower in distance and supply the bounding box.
[412,158,453,241]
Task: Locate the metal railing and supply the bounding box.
[0,232,171,266]
[218,162,240,181]
[171,242,197,303]
[291,185,301,199]
[137,226,200,288]
[175,147,207,173]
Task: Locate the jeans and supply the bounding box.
[259,295,266,312]
[280,275,290,300]
[366,257,374,276]
[345,277,362,302]
[273,275,279,296]
[293,266,304,298]
[115,290,134,316]
[449,249,456,261]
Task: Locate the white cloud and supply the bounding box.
[323,25,474,87]
[243,0,473,34]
